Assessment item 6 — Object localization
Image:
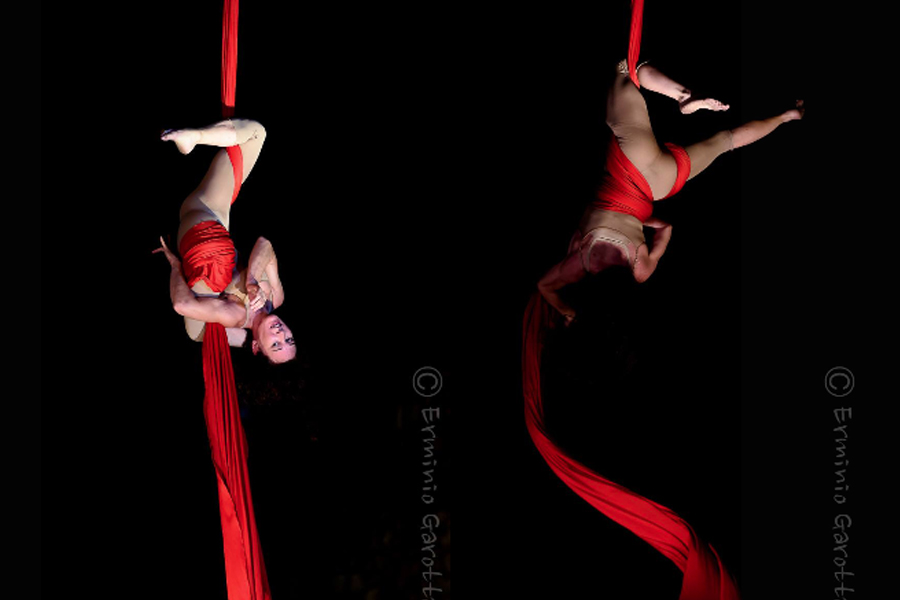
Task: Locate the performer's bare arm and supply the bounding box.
[153,237,246,327]
[538,250,587,326]
[633,218,673,283]
[246,237,285,311]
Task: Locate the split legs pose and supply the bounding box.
[538,62,804,325]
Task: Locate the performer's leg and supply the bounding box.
[163,119,267,182]
[176,151,238,246]
[168,120,267,244]
[606,62,663,172]
[730,101,803,149]
[685,101,804,180]
[636,64,730,114]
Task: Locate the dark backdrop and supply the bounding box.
[44,1,886,598]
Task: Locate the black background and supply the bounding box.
[43,1,889,598]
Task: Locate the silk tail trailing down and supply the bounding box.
[196,1,273,598]
[203,323,272,600]
[521,292,740,600]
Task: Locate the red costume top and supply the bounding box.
[179,220,237,293]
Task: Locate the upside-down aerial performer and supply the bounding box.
[522,2,803,599]
[151,1,290,598]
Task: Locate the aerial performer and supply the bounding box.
[522,2,803,599]
[152,1,286,598]
[537,53,802,322]
[155,119,296,363]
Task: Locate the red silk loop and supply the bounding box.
[226,145,244,204]
[521,292,740,599]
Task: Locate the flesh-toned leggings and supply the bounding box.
[606,63,733,201]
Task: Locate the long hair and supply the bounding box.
[231,306,320,439]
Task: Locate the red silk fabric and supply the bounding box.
[593,136,692,222]
[628,0,644,88]
[203,322,272,600]
[179,221,237,293]
[193,2,272,598]
[221,0,239,117]
[522,292,740,599]
[227,145,244,204]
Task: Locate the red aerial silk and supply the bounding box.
[221,0,239,117]
[522,293,741,599]
[226,145,244,204]
[628,0,645,88]
[593,136,691,222]
[203,322,272,600]
[190,1,272,598]
[520,7,738,596]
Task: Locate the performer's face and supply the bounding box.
[254,314,297,363]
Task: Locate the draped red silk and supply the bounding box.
[221,0,239,117]
[203,323,271,600]
[194,1,273,598]
[593,136,692,222]
[628,0,644,87]
[522,293,740,599]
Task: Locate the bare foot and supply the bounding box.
[679,94,730,115]
[161,129,202,155]
[781,99,805,122]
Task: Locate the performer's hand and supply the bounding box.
[643,217,671,231]
[246,280,273,312]
[152,236,180,268]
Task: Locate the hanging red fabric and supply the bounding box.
[522,292,741,599]
[203,323,272,600]
[628,0,644,88]
[195,1,273,599]
[221,0,239,117]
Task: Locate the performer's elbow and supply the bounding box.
[173,299,193,317]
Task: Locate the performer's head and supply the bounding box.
[587,241,630,273]
[251,313,297,363]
